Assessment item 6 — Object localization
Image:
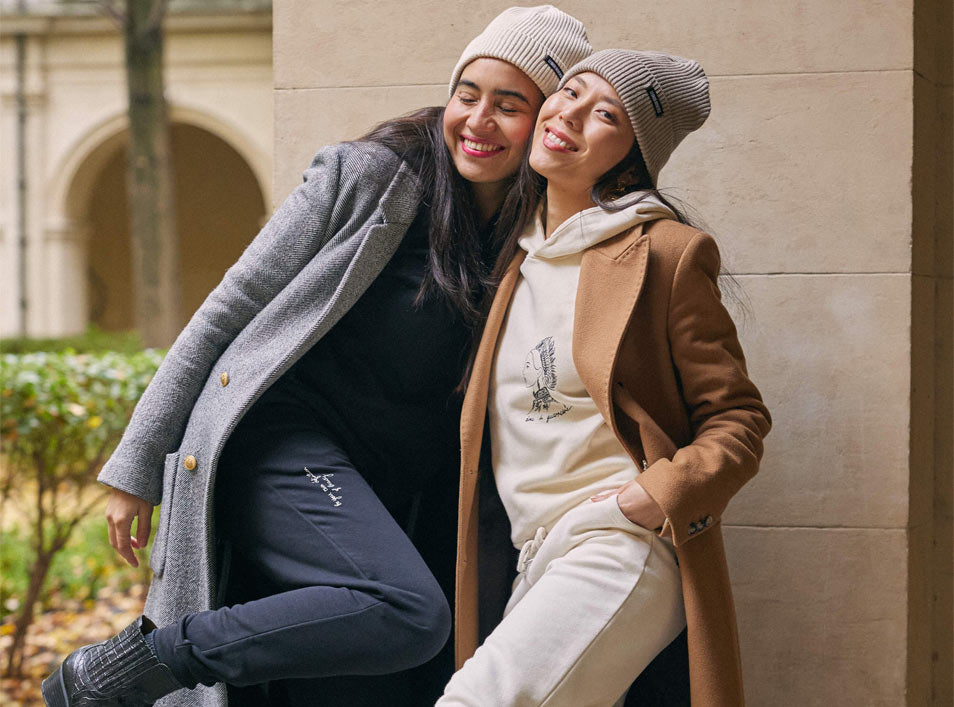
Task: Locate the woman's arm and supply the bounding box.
[632,232,771,546]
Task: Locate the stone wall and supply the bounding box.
[272,2,953,703]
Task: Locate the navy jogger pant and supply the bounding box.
[152,403,453,703]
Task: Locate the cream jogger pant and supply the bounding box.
[438,494,686,707]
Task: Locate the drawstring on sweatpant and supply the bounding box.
[516,526,548,574]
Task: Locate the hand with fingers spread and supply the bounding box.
[105,487,154,567]
[591,480,666,531]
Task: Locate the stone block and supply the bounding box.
[576,0,913,78]
[274,0,913,89]
[661,71,913,275]
[273,84,445,204]
[274,73,915,275]
[725,526,908,706]
[724,274,911,529]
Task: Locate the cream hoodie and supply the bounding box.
[489,195,675,546]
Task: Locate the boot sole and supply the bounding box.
[41,665,70,707]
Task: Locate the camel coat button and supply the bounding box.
[184,455,197,471]
[220,371,230,387]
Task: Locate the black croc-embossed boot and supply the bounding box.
[41,616,182,706]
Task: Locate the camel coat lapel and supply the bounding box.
[572,226,651,442]
[455,250,525,663]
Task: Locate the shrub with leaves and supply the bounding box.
[0,349,163,676]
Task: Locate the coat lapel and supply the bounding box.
[455,250,525,664]
[572,225,650,431]
[459,250,526,488]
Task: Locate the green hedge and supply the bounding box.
[0,348,164,622]
[0,325,144,355]
[1,349,164,460]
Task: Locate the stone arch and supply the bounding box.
[55,108,269,334]
[54,103,270,220]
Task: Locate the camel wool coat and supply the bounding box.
[454,217,772,706]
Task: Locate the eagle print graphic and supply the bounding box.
[523,337,572,422]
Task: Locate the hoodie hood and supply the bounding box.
[520,193,675,259]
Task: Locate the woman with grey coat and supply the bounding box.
[42,7,592,707]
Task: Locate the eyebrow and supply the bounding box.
[570,75,625,111]
[458,79,531,104]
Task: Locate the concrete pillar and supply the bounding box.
[271,2,953,703]
[0,93,20,336]
[41,219,90,337]
[0,28,47,338]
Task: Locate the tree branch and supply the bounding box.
[73,488,110,528]
[98,0,126,29]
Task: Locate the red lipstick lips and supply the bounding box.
[460,134,505,157]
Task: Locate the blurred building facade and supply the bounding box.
[0,0,272,338]
[266,1,954,705]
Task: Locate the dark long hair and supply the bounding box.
[357,106,544,327]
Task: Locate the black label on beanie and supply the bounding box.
[543,55,563,79]
[646,87,664,117]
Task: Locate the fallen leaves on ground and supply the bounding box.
[0,583,146,706]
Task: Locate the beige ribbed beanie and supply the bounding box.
[449,6,592,99]
[560,49,710,184]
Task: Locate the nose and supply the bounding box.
[465,96,497,134]
[558,101,589,130]
[558,103,584,129]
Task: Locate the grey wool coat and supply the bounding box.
[97,141,422,707]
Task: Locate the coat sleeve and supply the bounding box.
[97,143,382,504]
[635,232,771,547]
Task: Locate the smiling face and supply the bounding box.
[443,58,543,194]
[529,72,636,195]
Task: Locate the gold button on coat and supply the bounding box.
[184,455,197,471]
[220,371,229,386]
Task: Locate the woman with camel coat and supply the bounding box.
[447,49,772,706]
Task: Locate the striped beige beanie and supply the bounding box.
[560,49,710,185]
[449,6,592,99]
